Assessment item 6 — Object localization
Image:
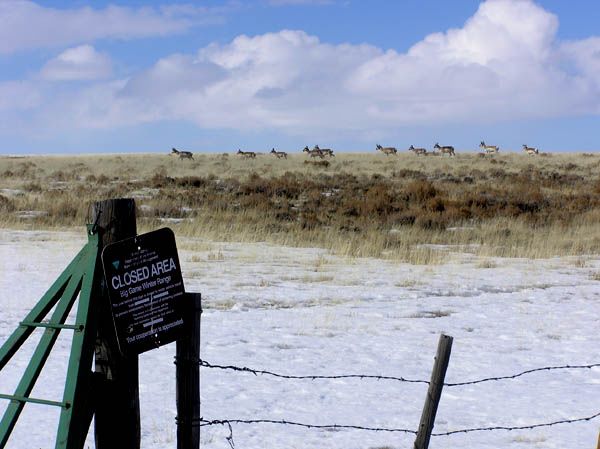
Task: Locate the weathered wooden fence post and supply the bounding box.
[91,199,141,449]
[413,334,453,449]
[176,293,202,449]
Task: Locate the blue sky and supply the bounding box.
[0,0,599,154]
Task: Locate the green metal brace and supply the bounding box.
[0,225,100,449]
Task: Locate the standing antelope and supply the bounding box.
[408,145,427,156]
[433,143,455,157]
[171,147,194,160]
[303,146,324,158]
[522,144,539,155]
[270,148,287,159]
[479,141,499,154]
[237,149,256,158]
[314,145,334,157]
[375,144,398,156]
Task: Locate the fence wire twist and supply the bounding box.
[199,359,600,387]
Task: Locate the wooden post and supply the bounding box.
[176,293,202,449]
[91,199,140,449]
[413,334,453,449]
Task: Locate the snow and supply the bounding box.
[0,229,599,449]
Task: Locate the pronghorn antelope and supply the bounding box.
[433,143,455,157]
[408,145,427,156]
[237,149,256,158]
[314,145,334,157]
[375,144,397,156]
[270,148,287,159]
[171,147,194,160]
[303,146,324,158]
[479,141,499,154]
[522,144,539,155]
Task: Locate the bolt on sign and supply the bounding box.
[102,227,186,355]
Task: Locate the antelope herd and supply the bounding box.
[168,141,544,160]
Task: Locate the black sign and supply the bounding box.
[102,227,186,355]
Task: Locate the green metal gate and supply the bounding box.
[0,225,100,449]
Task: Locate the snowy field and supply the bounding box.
[0,229,599,449]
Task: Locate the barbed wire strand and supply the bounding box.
[199,359,428,383]
[200,418,417,434]
[200,411,600,437]
[446,363,600,386]
[432,411,600,435]
[199,359,600,387]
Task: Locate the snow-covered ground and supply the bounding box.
[0,229,599,449]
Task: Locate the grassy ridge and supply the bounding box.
[1,152,600,261]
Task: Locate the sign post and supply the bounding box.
[91,198,141,449]
[176,293,201,449]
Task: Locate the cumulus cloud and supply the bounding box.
[560,37,600,100]
[0,1,220,54]
[4,0,600,137]
[345,0,573,122]
[40,45,112,81]
[100,1,600,132]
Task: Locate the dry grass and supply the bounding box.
[1,151,600,262]
[589,272,600,281]
[476,259,498,269]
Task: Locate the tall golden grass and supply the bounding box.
[1,151,599,262]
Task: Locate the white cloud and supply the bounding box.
[343,1,569,123]
[0,1,218,54]
[4,0,600,137]
[40,45,112,81]
[560,37,600,95]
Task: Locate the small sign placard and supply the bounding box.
[102,227,186,355]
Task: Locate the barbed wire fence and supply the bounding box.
[196,341,600,448]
